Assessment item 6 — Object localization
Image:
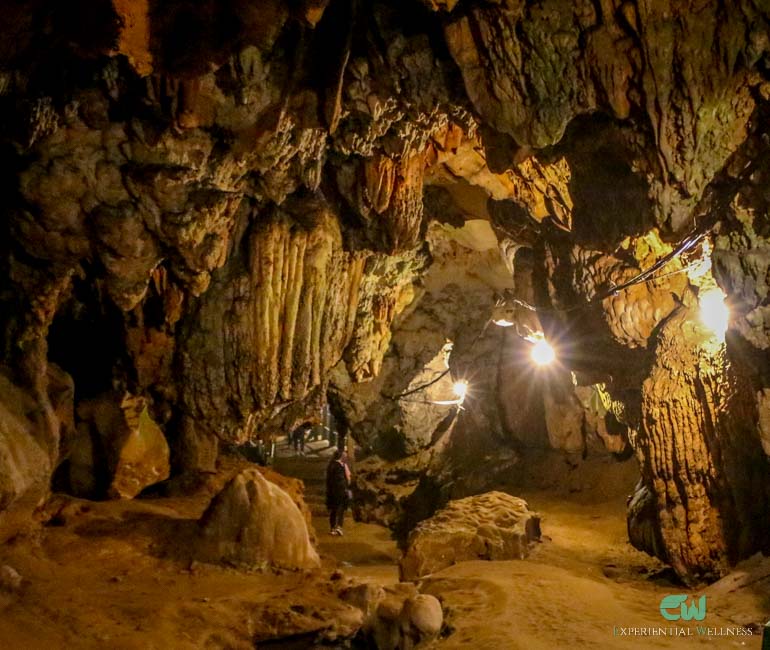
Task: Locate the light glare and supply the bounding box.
[531,339,555,366]
[452,381,468,399]
[699,287,729,339]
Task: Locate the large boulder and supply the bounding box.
[351,455,424,529]
[75,392,171,499]
[399,491,541,580]
[0,373,52,526]
[196,468,320,570]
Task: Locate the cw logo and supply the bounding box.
[659,595,707,621]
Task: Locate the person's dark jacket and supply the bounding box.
[326,459,350,509]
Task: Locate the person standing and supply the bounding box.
[326,449,351,536]
[291,422,312,456]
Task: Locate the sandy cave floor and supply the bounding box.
[0,444,768,649]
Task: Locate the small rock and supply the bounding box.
[602,565,622,580]
[0,565,23,592]
[401,594,443,637]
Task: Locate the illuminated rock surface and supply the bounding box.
[196,468,320,570]
[399,491,541,580]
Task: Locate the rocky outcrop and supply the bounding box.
[177,197,425,442]
[0,372,53,530]
[196,468,320,570]
[331,219,512,457]
[351,455,424,529]
[399,492,541,580]
[444,1,768,231]
[73,392,170,499]
[342,582,443,650]
[517,212,770,584]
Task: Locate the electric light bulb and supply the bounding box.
[699,287,729,339]
[452,381,468,399]
[531,338,555,366]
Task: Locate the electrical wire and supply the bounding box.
[385,368,451,401]
[390,228,710,403]
[500,229,709,314]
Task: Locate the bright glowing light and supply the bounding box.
[699,287,729,339]
[493,319,515,327]
[452,381,468,400]
[530,338,556,366]
[429,380,469,406]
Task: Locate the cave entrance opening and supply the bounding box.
[46,275,128,495]
[47,276,127,403]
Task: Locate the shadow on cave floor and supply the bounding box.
[273,440,401,586]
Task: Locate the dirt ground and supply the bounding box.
[0,447,767,649]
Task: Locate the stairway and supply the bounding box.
[272,438,334,518]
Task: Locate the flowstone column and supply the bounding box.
[630,309,770,583]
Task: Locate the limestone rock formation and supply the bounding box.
[75,393,170,499]
[399,492,541,580]
[342,582,443,650]
[196,468,320,570]
[0,372,52,531]
[635,310,768,582]
[351,455,423,529]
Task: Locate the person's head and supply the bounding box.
[303,422,313,432]
[333,448,347,462]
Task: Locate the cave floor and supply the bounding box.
[276,446,769,649]
[273,440,401,586]
[0,447,767,649]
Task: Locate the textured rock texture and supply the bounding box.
[634,310,769,583]
[342,582,443,650]
[74,392,170,499]
[196,468,320,570]
[0,372,53,530]
[399,492,541,580]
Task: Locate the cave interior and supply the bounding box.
[1,1,770,648]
